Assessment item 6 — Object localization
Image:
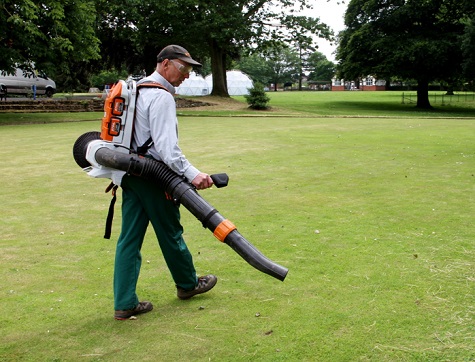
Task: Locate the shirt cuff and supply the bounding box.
[184,165,200,183]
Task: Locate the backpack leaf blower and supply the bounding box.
[73,131,288,281]
[73,79,287,281]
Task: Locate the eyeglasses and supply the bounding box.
[170,60,193,75]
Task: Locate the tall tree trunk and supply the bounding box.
[416,80,432,109]
[209,40,229,97]
[385,78,391,91]
[445,81,455,95]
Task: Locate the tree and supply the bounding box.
[336,0,475,108]
[280,15,333,90]
[169,1,332,96]
[244,82,270,109]
[236,46,302,90]
[0,0,100,76]
[235,53,274,86]
[94,0,333,97]
[266,47,300,91]
[307,51,335,83]
[461,16,475,87]
[94,0,184,75]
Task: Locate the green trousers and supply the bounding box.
[113,174,197,310]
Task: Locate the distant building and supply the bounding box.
[332,76,386,91]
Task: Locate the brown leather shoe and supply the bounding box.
[177,275,218,300]
[114,301,153,320]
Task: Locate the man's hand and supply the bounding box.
[192,173,214,190]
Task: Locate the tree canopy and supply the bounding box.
[1,0,100,75]
[95,0,333,96]
[336,0,475,108]
[307,51,335,83]
[461,16,475,83]
[2,0,333,95]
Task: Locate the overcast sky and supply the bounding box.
[299,0,348,62]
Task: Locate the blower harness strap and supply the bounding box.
[102,80,169,239]
[104,182,119,239]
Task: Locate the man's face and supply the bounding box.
[161,59,192,86]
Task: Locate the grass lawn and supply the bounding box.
[1,92,474,361]
[0,111,101,125]
[264,90,475,118]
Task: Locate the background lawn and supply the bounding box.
[263,90,475,117]
[1,92,474,361]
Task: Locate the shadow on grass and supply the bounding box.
[321,100,475,117]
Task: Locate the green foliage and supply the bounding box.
[94,0,171,74]
[236,48,335,90]
[461,16,475,82]
[0,0,100,75]
[339,0,460,81]
[336,0,475,107]
[90,69,129,89]
[306,51,336,82]
[2,0,336,96]
[93,0,333,97]
[279,15,333,89]
[235,53,275,86]
[244,82,271,109]
[265,47,300,91]
[236,47,302,89]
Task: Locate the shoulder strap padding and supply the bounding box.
[135,81,170,155]
[137,81,169,92]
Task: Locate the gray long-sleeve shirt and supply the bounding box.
[132,71,200,183]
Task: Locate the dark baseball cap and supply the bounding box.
[157,45,202,66]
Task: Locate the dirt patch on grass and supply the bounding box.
[175,97,211,108]
[180,95,249,111]
[0,96,247,113]
[0,99,105,113]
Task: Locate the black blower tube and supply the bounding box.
[85,142,288,281]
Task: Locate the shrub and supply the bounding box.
[244,82,270,110]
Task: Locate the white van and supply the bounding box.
[0,68,56,97]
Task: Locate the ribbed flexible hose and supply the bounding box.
[73,132,288,281]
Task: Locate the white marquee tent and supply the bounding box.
[205,70,254,96]
[175,72,209,96]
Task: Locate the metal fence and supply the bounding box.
[402,92,475,105]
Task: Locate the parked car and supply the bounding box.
[0,68,56,97]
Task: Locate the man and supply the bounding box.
[114,45,217,320]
